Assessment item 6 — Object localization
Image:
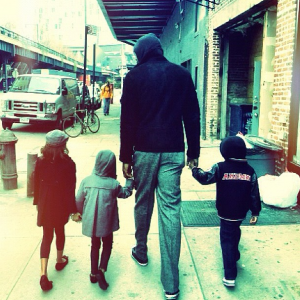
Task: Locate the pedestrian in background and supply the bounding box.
[119,33,200,300]
[75,150,134,290]
[101,81,113,116]
[33,130,80,291]
[190,136,261,288]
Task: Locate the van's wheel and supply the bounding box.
[2,121,13,130]
[55,111,63,130]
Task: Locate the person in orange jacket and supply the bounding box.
[101,81,113,116]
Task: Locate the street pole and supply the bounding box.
[82,25,88,109]
[92,43,96,109]
[121,44,124,92]
[82,0,87,110]
[3,59,8,93]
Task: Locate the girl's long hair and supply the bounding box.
[105,81,111,92]
[40,144,69,161]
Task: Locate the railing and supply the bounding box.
[0,26,83,67]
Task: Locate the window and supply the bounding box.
[65,79,80,96]
[11,76,60,94]
[181,60,192,74]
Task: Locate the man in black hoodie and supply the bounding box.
[191,136,261,288]
[120,33,200,299]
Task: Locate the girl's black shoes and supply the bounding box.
[40,275,53,291]
[96,270,109,290]
[90,274,98,283]
[55,255,69,271]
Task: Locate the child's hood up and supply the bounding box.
[220,136,246,160]
[93,150,117,179]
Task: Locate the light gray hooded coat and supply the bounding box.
[76,150,134,237]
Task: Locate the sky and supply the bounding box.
[0,0,118,45]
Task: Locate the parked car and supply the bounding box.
[0,74,80,130]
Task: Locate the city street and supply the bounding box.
[1,1,300,298]
[0,92,300,299]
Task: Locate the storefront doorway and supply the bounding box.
[219,10,276,139]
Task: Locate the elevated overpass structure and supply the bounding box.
[0,26,102,90]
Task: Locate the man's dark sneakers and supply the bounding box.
[131,247,148,266]
[164,290,180,299]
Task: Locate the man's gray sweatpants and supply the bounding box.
[133,151,185,293]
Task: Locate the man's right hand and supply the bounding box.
[122,163,133,179]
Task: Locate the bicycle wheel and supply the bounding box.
[63,115,83,138]
[87,112,100,133]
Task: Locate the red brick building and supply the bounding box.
[161,0,298,177]
[206,0,298,175]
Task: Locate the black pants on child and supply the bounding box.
[91,233,113,274]
[220,219,242,280]
[40,225,65,258]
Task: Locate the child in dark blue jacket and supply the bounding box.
[190,136,261,288]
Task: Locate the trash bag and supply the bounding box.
[258,172,300,208]
[236,132,254,149]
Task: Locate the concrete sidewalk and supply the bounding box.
[1,95,300,300]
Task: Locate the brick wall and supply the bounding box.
[271,0,297,147]
[206,0,297,134]
[205,31,221,139]
[271,0,297,173]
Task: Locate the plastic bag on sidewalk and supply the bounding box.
[258,172,300,208]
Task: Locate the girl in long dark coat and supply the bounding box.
[33,130,80,291]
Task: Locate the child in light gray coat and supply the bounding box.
[75,150,134,290]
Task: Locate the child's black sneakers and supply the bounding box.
[164,290,180,299]
[222,277,235,287]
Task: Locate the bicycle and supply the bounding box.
[63,107,100,137]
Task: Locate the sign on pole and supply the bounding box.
[86,24,97,36]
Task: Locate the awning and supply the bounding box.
[97,0,178,45]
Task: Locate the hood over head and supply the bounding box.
[93,150,116,179]
[133,33,164,64]
[220,136,247,160]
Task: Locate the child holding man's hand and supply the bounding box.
[190,136,261,288]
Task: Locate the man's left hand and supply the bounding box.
[187,157,199,169]
[250,216,258,225]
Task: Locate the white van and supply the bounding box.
[0,74,80,129]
